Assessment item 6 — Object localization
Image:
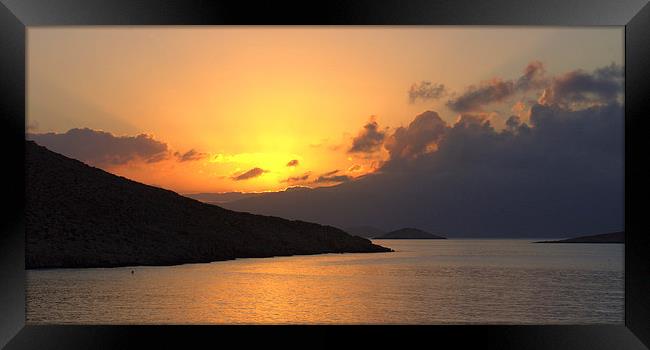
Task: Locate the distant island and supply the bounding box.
[374,228,446,239]
[535,232,624,244]
[344,226,387,239]
[25,141,391,269]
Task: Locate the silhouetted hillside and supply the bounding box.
[25,141,391,269]
[375,228,446,239]
[535,232,624,244]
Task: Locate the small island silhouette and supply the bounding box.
[535,232,624,244]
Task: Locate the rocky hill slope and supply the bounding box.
[26,141,390,268]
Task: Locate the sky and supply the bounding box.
[27,27,623,195]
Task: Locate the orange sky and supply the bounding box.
[27,27,623,193]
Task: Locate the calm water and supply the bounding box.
[27,239,624,324]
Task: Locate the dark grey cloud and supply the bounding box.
[384,111,447,162]
[447,61,548,112]
[446,61,622,113]
[282,172,311,183]
[311,169,352,184]
[504,115,528,133]
[314,174,353,184]
[515,60,547,90]
[231,167,266,181]
[28,128,169,166]
[447,79,516,113]
[538,63,623,106]
[348,119,386,154]
[408,81,446,103]
[286,159,299,167]
[174,149,206,162]
[454,113,491,128]
[594,62,624,80]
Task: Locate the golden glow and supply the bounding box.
[28,27,623,193]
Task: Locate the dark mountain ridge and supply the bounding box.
[25,141,390,269]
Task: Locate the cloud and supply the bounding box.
[286,159,299,167]
[231,167,266,181]
[594,62,624,79]
[348,164,362,172]
[174,149,207,162]
[447,78,516,113]
[348,118,387,154]
[314,174,353,184]
[313,169,352,184]
[322,169,341,176]
[445,61,622,113]
[454,113,491,128]
[447,61,548,112]
[282,172,311,183]
[28,128,169,166]
[408,81,446,103]
[515,60,547,90]
[504,115,527,132]
[538,63,623,107]
[225,63,623,238]
[384,111,447,162]
[227,101,623,237]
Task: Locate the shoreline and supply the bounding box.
[26,248,394,271]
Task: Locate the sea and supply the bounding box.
[26,239,624,324]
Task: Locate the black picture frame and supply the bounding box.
[1,0,648,349]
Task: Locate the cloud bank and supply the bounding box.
[28,128,169,166]
[225,63,624,238]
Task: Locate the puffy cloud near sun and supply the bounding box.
[384,111,448,163]
[348,117,387,154]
